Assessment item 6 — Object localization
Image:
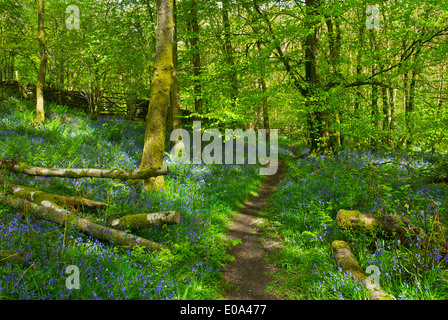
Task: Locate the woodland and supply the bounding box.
[0,0,448,301]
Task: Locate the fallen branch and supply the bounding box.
[369,161,413,170]
[110,211,181,231]
[10,184,107,209]
[330,240,394,300]
[336,209,426,245]
[1,160,169,180]
[0,193,166,251]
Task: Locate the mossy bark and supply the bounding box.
[336,209,427,245]
[0,193,166,251]
[336,209,379,232]
[188,0,202,113]
[169,0,182,142]
[35,0,47,123]
[330,240,365,278]
[10,185,107,209]
[140,0,175,192]
[330,240,394,300]
[1,160,168,180]
[110,211,180,231]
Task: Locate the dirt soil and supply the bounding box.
[220,160,287,300]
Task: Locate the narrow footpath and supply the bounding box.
[221,160,287,300]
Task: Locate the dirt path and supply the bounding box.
[220,160,286,300]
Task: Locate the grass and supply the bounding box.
[0,95,264,300]
[263,147,448,299]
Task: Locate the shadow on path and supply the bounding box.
[220,160,286,300]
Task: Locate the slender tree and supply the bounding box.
[256,41,269,140]
[221,0,238,109]
[170,0,183,146]
[325,13,342,148]
[188,0,202,113]
[35,0,47,123]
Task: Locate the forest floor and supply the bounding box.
[220,160,287,299]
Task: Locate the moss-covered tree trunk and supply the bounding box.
[35,0,47,123]
[140,0,174,191]
[10,184,107,209]
[336,209,427,246]
[1,160,168,180]
[330,240,394,300]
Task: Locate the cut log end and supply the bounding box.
[110,218,120,228]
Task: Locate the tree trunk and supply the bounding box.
[140,0,174,191]
[381,78,394,147]
[331,240,367,279]
[354,11,365,122]
[1,160,169,180]
[110,211,180,231]
[336,209,427,245]
[330,240,394,300]
[0,193,166,251]
[35,0,48,123]
[403,44,421,148]
[10,184,107,209]
[256,41,270,142]
[405,68,417,147]
[369,29,380,143]
[304,0,327,153]
[326,17,342,148]
[389,87,396,138]
[170,0,183,148]
[188,0,203,113]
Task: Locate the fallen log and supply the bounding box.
[1,160,169,180]
[336,209,426,245]
[10,184,107,209]
[330,240,394,300]
[0,193,166,251]
[110,211,180,231]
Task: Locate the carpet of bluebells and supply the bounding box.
[266,149,448,299]
[0,97,264,300]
